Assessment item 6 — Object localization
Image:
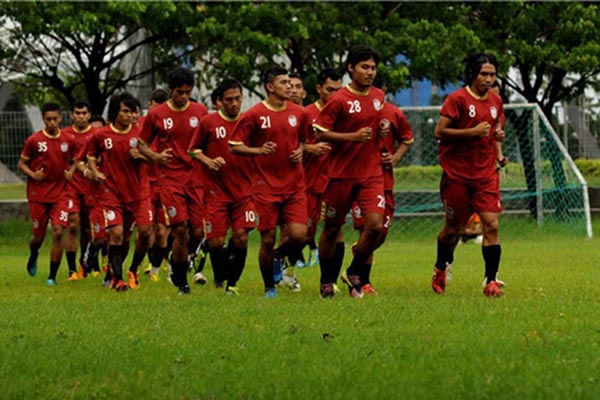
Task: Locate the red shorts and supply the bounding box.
[440,173,502,227]
[253,191,307,232]
[28,200,69,236]
[159,185,204,228]
[150,184,166,225]
[65,190,83,214]
[89,205,108,241]
[323,176,384,226]
[102,196,153,229]
[306,192,323,240]
[205,196,255,239]
[352,190,395,235]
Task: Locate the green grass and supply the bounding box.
[0,183,26,200]
[1,220,600,399]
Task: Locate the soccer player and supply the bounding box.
[289,73,306,106]
[350,76,414,295]
[139,67,209,295]
[313,45,386,299]
[189,78,254,295]
[89,115,106,129]
[62,99,96,280]
[431,53,506,297]
[229,66,308,298]
[301,67,343,267]
[85,92,153,292]
[18,102,76,286]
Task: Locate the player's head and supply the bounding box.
[262,66,290,100]
[90,114,106,128]
[168,67,195,108]
[288,72,306,105]
[490,80,501,95]
[41,102,62,134]
[210,87,222,111]
[149,88,168,108]
[131,96,142,125]
[316,67,343,104]
[345,45,380,88]
[107,92,138,128]
[217,78,243,119]
[70,99,91,130]
[463,53,498,93]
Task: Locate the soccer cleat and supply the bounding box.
[178,284,191,295]
[214,280,225,289]
[193,271,207,285]
[114,279,128,292]
[143,266,152,275]
[319,283,335,299]
[445,262,454,284]
[26,259,38,277]
[67,271,80,281]
[295,259,306,269]
[78,264,89,279]
[483,280,504,297]
[101,254,109,273]
[273,258,283,284]
[264,288,278,298]
[340,271,363,298]
[281,275,301,292]
[46,278,57,286]
[225,286,240,296]
[431,268,447,294]
[361,283,378,296]
[128,271,139,289]
[91,271,101,278]
[307,249,319,267]
[333,283,341,294]
[482,277,506,288]
[149,272,160,282]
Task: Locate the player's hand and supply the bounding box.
[157,148,173,165]
[313,142,331,156]
[289,147,303,164]
[473,122,491,137]
[129,148,143,159]
[91,170,106,182]
[378,119,390,137]
[208,157,226,171]
[64,169,74,181]
[353,127,372,142]
[31,168,45,181]
[260,141,277,155]
[381,152,393,169]
[494,126,505,142]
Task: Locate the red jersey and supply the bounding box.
[438,87,504,182]
[140,101,208,186]
[62,124,96,195]
[189,110,252,202]
[302,101,329,194]
[86,123,150,203]
[20,130,76,203]
[313,85,385,179]
[230,101,306,194]
[379,103,414,191]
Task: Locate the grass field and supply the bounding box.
[1,219,599,399]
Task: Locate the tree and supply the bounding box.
[0,2,197,115]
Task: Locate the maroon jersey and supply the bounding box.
[62,124,96,195]
[140,101,208,186]
[20,130,75,202]
[313,85,385,179]
[379,103,414,191]
[303,102,329,194]
[438,87,504,182]
[189,110,252,202]
[230,101,306,194]
[86,124,149,203]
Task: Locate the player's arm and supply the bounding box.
[289,141,304,164]
[434,115,490,139]
[314,125,373,143]
[189,149,226,171]
[304,142,331,156]
[129,147,153,164]
[229,141,276,157]
[17,155,45,181]
[64,159,77,181]
[138,140,172,165]
[384,141,413,168]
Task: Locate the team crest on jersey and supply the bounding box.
[168,206,177,218]
[129,138,138,148]
[326,206,336,218]
[189,117,199,128]
[106,210,116,221]
[60,143,69,152]
[205,221,212,234]
[288,115,297,127]
[373,99,382,111]
[32,219,39,229]
[490,106,498,120]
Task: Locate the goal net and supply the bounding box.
[390,103,592,239]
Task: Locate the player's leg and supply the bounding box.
[226,228,250,295]
[107,223,127,291]
[47,224,65,285]
[259,229,277,297]
[65,211,81,280]
[26,202,50,277]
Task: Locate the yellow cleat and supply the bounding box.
[149,272,160,282]
[128,271,139,289]
[67,271,80,281]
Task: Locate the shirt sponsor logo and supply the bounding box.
[129,138,138,148]
[288,115,297,127]
[60,143,69,152]
[490,106,498,120]
[168,206,177,218]
[190,117,199,128]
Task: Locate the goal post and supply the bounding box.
[391,103,593,238]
